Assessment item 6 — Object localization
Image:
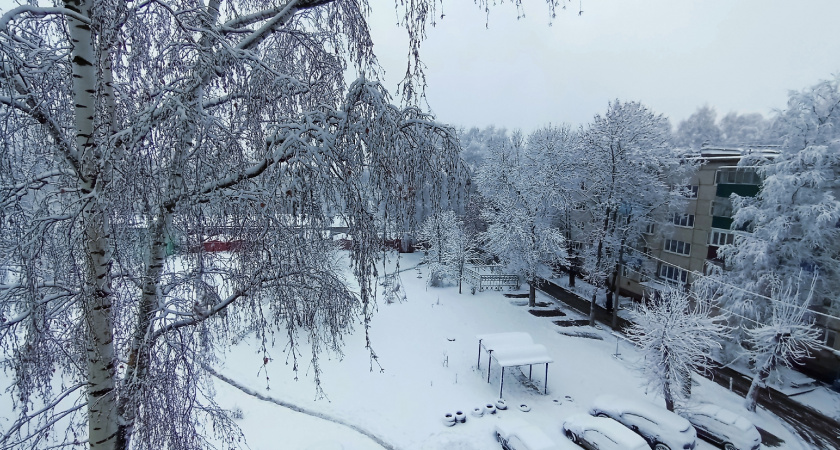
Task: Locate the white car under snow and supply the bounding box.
[494,418,576,450]
[677,404,761,450]
[562,413,650,450]
[589,395,697,450]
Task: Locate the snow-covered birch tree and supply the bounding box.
[0,1,477,449]
[577,100,695,326]
[626,288,729,411]
[476,133,568,307]
[743,279,821,412]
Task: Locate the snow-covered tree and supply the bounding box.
[578,100,696,326]
[458,126,509,174]
[525,125,584,286]
[715,74,840,324]
[743,279,822,412]
[0,1,473,449]
[476,133,568,307]
[674,105,722,149]
[719,111,773,145]
[626,288,729,411]
[417,210,477,292]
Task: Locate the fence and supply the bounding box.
[464,265,519,293]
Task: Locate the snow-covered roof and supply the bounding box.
[688,145,781,161]
[476,332,553,366]
[492,344,554,367]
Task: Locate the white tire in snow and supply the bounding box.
[518,404,531,412]
[454,411,466,423]
[442,413,456,426]
[484,403,497,415]
[471,407,484,418]
[495,399,508,410]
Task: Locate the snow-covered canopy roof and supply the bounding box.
[491,344,553,367]
[476,332,553,367]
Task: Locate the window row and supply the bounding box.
[670,213,695,228]
[659,263,689,284]
[663,239,691,256]
[715,168,761,185]
[709,229,736,246]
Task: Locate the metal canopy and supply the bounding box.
[476,332,554,397]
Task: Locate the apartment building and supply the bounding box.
[618,146,840,384]
[620,147,772,298]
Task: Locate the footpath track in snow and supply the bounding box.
[537,278,840,449]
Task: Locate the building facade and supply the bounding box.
[618,146,840,384]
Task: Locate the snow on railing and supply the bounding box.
[464,265,519,293]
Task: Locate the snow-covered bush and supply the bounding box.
[417,210,478,292]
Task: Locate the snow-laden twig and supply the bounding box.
[202,364,397,450]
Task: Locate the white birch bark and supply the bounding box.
[63,0,119,447]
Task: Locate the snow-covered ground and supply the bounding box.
[210,251,814,450]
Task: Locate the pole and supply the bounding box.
[477,339,482,368]
[614,335,621,358]
[544,363,549,394]
[612,239,625,330]
[529,364,533,380]
[487,350,493,383]
[500,367,505,398]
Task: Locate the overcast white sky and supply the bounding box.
[2,0,838,133]
[364,0,840,132]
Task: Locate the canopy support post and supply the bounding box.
[487,350,493,383]
[544,363,549,394]
[499,367,505,399]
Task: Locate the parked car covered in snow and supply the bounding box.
[562,413,650,450]
[494,418,574,450]
[589,395,697,450]
[677,404,761,450]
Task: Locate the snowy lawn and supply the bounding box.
[209,251,811,450]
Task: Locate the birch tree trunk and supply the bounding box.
[64,0,119,447]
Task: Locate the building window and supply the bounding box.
[670,213,695,228]
[644,223,655,234]
[711,197,733,218]
[683,185,699,198]
[709,229,735,246]
[658,263,688,284]
[715,168,761,185]
[664,239,691,256]
[622,265,649,282]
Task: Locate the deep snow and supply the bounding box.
[209,251,813,450]
[0,250,823,449]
